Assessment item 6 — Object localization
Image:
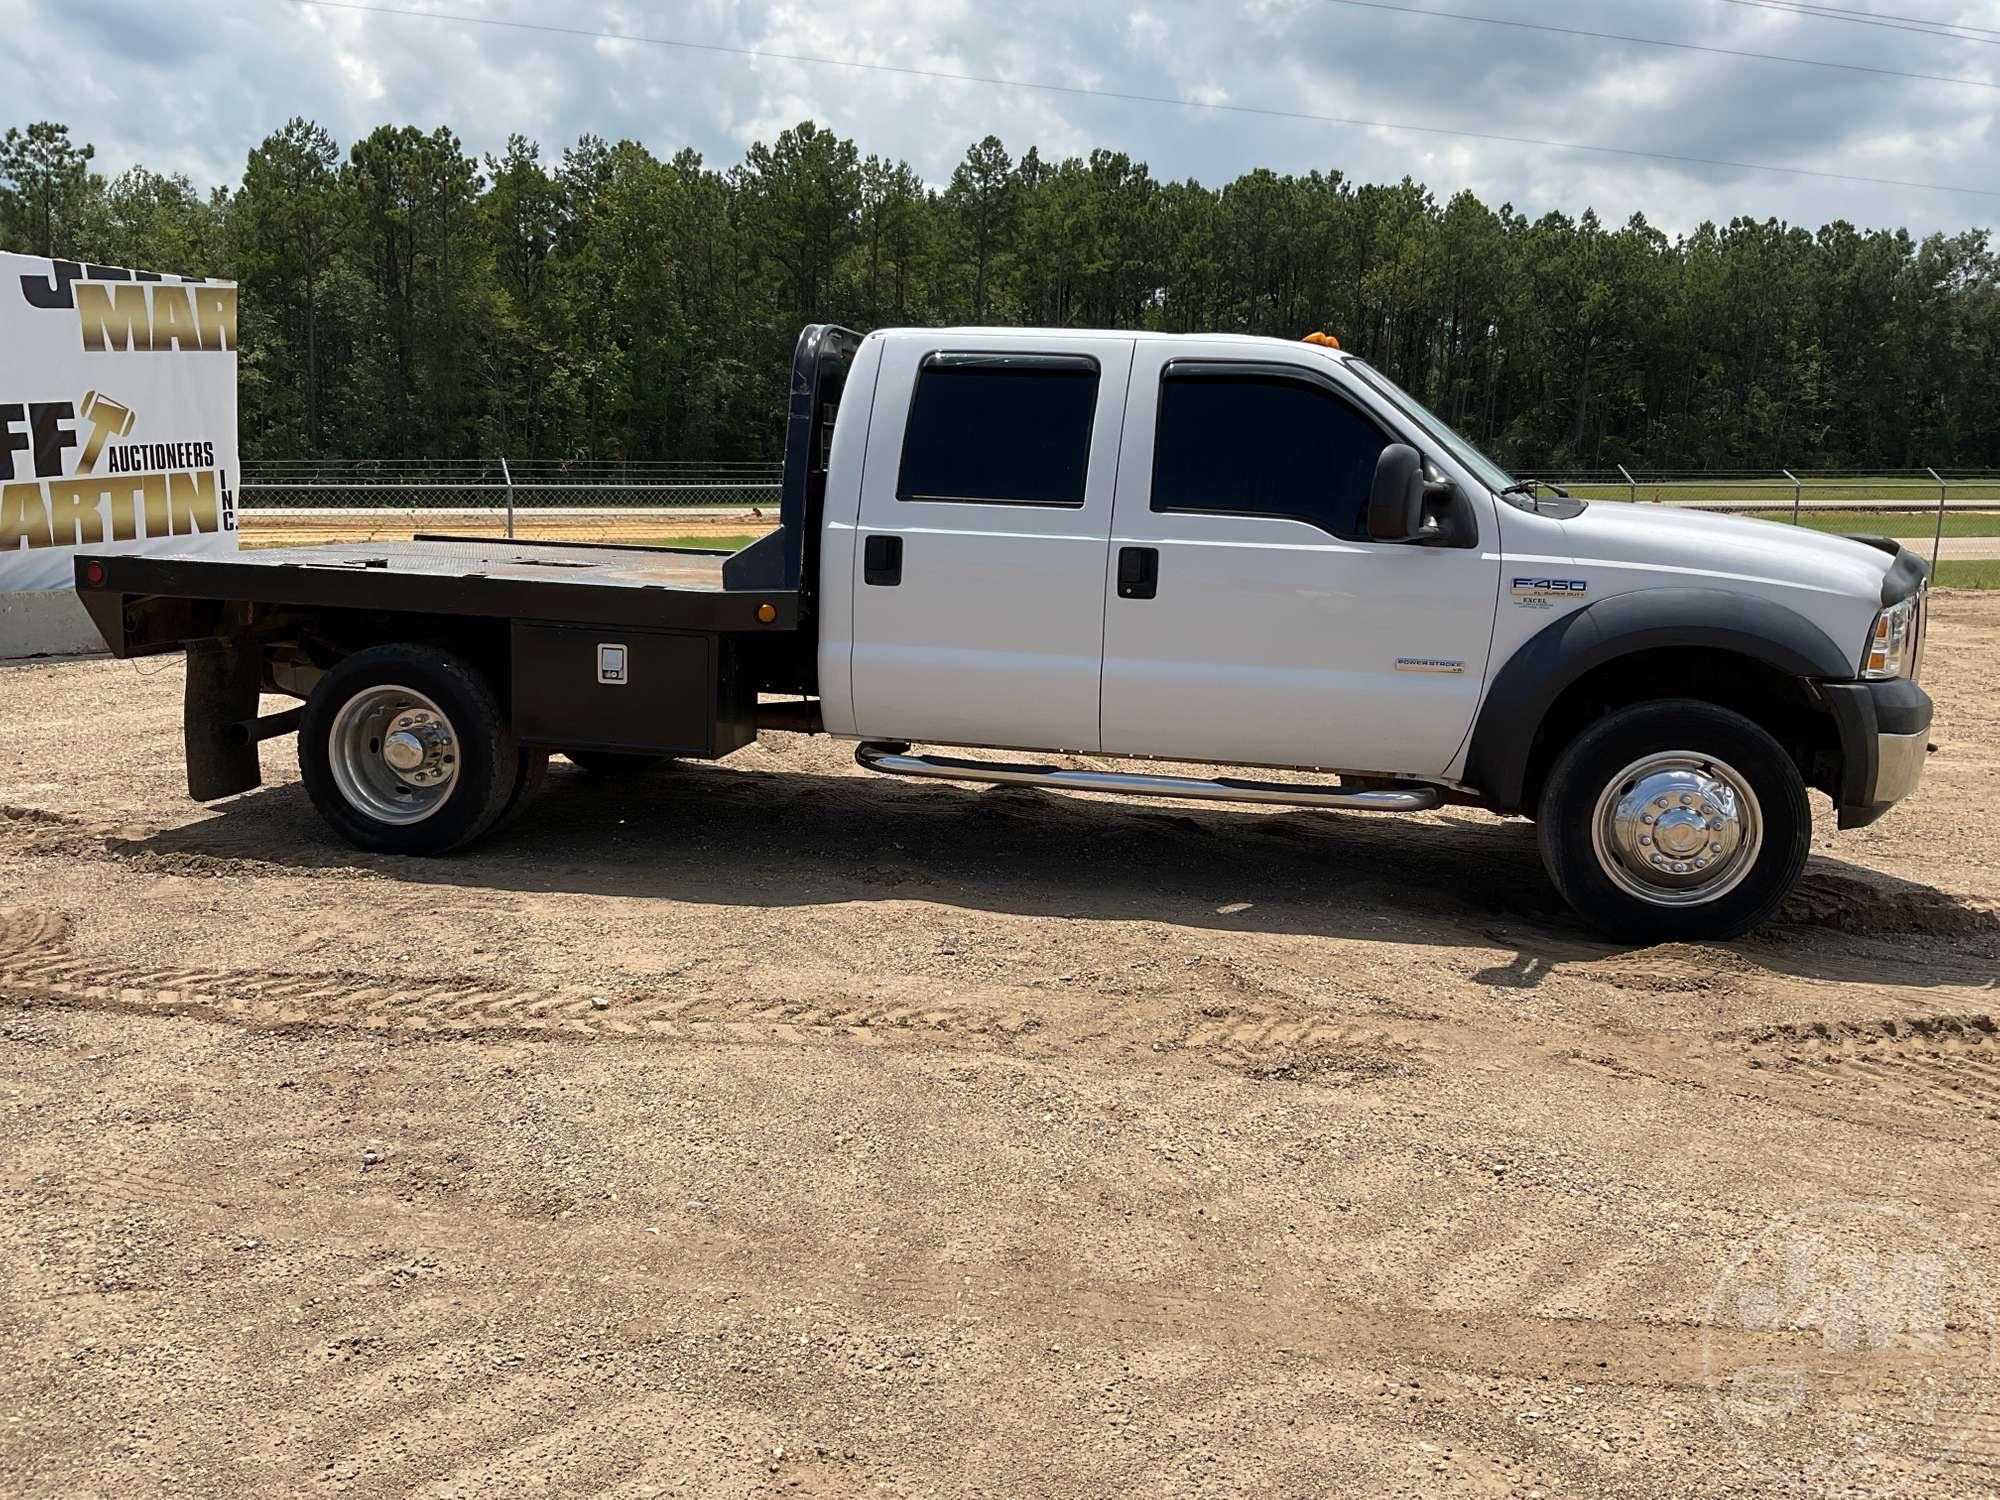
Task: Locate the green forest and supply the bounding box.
[2,116,1996,473]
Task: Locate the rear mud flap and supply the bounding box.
[185,635,262,801]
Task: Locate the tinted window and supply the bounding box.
[1151,371,1387,539]
[898,356,1099,505]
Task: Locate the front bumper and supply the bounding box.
[1821,677,1933,829]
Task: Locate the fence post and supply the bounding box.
[500,455,515,541]
[1617,463,1636,504]
[1926,466,1947,572]
[1781,468,1801,526]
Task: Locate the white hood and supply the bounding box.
[1536,499,1896,670]
[1560,500,1895,602]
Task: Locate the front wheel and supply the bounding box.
[1537,700,1811,942]
[299,644,522,855]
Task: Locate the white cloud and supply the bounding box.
[0,0,1992,238]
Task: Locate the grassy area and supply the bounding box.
[1565,479,2000,506]
[633,534,757,550]
[1774,510,2000,538]
[1935,560,2000,589]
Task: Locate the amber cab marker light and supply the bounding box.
[756,603,777,623]
[1302,331,1341,349]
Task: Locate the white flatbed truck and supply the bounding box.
[76,324,1933,941]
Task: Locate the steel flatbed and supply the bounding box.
[75,325,864,664]
[68,326,863,807]
[76,535,799,658]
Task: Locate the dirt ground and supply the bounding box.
[2,598,1999,1499]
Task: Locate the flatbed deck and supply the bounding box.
[77,535,801,652]
[255,537,742,589]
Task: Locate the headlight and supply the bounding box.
[1862,593,1920,679]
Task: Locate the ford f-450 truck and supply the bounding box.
[75,324,1933,942]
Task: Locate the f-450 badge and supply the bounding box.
[1512,576,1587,609]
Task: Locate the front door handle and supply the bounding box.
[864,534,903,586]
[1116,546,1158,600]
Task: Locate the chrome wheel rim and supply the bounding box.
[327,685,460,826]
[1589,751,1762,908]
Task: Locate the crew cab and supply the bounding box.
[74,324,1933,941]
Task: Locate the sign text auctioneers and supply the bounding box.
[0,253,238,594]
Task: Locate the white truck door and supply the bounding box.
[847,334,1133,752]
[1099,343,1500,776]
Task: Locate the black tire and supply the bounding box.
[563,750,670,777]
[299,644,521,856]
[1536,699,1811,943]
[488,749,551,836]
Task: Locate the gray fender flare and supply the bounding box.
[1463,587,1855,814]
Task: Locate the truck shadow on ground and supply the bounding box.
[129,756,1999,993]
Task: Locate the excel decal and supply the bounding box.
[1512,576,1588,609]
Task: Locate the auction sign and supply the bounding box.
[0,252,238,593]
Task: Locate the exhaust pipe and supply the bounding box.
[226,706,305,746]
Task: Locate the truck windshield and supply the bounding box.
[1345,360,1517,497]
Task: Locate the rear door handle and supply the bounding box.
[864,534,903,586]
[1116,546,1158,600]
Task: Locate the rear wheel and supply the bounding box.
[1537,700,1811,942]
[300,645,520,855]
[489,749,551,835]
[564,750,670,777]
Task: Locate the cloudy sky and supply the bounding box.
[5,0,1997,237]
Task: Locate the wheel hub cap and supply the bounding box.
[327,687,461,826]
[1591,753,1762,908]
[382,730,428,773]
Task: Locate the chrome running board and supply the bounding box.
[854,742,1441,812]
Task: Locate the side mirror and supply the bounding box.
[1368,443,1426,542]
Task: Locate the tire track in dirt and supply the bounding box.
[0,911,1049,1050]
[1173,1017,1445,1089]
[1735,1012,2000,1123]
[340,1231,2000,1396]
[0,903,68,960]
[0,932,1550,1092]
[0,953,1045,1048]
[7,901,1999,1159]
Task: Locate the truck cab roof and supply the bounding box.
[866,326,1352,359]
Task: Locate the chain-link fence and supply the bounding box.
[1521,468,2000,505]
[237,462,2000,563]
[238,461,784,547]
[1513,470,2000,568]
